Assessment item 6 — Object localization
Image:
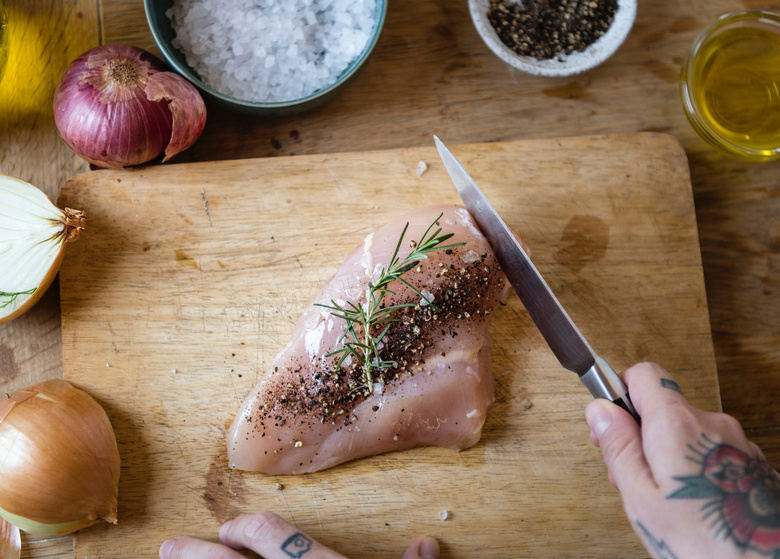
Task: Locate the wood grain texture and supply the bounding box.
[0,2,97,556]
[2,0,779,556]
[57,134,719,558]
[93,0,780,474]
[0,0,94,393]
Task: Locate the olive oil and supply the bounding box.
[0,2,7,83]
[681,11,780,161]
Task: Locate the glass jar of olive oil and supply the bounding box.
[680,11,780,162]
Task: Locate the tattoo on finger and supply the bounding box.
[660,378,683,395]
[281,533,313,558]
[667,434,780,556]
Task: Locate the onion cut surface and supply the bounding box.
[0,174,84,324]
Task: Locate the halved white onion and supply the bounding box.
[0,173,84,324]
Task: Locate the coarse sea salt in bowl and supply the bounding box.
[469,0,636,77]
[144,0,387,116]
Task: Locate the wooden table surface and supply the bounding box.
[1,0,778,557]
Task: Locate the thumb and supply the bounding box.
[401,536,439,559]
[586,399,655,494]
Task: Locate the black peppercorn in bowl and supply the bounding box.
[469,0,636,77]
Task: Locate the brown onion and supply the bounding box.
[0,380,120,536]
[53,44,206,169]
[0,518,20,559]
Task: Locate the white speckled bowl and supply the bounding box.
[469,0,637,77]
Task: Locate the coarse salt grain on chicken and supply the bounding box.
[227,205,510,474]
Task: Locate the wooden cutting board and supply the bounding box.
[58,133,720,558]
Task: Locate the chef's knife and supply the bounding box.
[434,136,640,423]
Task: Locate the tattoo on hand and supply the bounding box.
[660,378,683,395]
[636,521,679,559]
[668,434,780,556]
[281,533,313,558]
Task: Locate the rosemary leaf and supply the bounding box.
[0,288,37,310]
[319,213,465,393]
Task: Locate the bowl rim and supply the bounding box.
[679,9,780,161]
[143,0,387,109]
[468,0,637,77]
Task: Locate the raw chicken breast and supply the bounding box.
[227,205,510,474]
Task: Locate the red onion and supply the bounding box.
[53,44,206,169]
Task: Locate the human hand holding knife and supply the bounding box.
[434,136,640,423]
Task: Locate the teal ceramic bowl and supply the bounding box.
[143,0,386,116]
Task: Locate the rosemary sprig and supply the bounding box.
[0,288,36,311]
[316,213,465,394]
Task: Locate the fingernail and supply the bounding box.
[159,538,175,559]
[219,520,233,541]
[420,536,440,559]
[586,401,613,441]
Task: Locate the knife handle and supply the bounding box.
[581,357,641,424]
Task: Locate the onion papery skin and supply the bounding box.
[0,506,92,538]
[53,44,206,168]
[0,380,120,536]
[0,174,84,324]
[0,517,21,559]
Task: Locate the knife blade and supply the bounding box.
[434,136,639,422]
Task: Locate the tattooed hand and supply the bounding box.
[586,362,780,559]
[158,511,439,559]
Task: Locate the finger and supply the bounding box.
[219,512,348,559]
[401,536,439,559]
[159,536,243,559]
[621,363,766,490]
[586,398,657,502]
[621,362,712,483]
[622,362,690,421]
